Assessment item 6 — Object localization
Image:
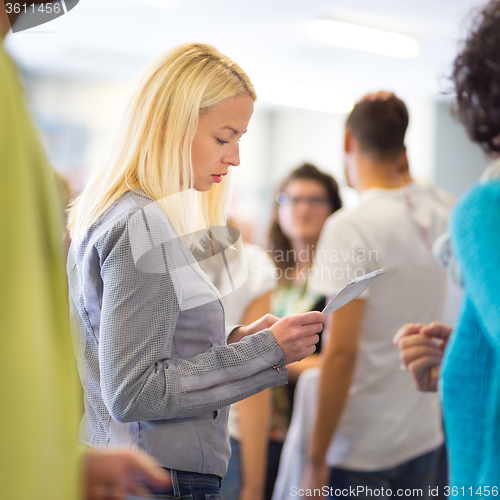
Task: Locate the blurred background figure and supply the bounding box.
[304,92,452,498]
[202,222,276,500]
[265,163,342,499]
[271,366,321,500]
[219,163,342,500]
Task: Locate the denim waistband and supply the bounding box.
[169,468,222,486]
[155,468,222,498]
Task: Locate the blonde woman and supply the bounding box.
[67,42,325,499]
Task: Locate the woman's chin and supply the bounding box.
[193,181,213,192]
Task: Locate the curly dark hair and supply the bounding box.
[268,163,342,282]
[452,0,500,153]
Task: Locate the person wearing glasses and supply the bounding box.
[222,163,341,500]
[267,163,343,498]
[269,163,343,379]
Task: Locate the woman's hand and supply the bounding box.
[270,311,326,365]
[243,313,281,336]
[83,448,170,500]
[229,311,326,365]
[393,322,452,392]
[227,313,280,343]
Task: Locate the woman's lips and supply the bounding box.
[211,173,226,183]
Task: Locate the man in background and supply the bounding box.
[303,93,453,498]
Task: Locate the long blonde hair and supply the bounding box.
[68,42,256,247]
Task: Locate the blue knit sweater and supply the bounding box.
[441,180,500,493]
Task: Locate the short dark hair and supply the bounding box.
[346,95,409,160]
[452,0,500,154]
[268,163,342,281]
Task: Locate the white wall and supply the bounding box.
[433,102,490,196]
[24,73,134,182]
[405,98,436,185]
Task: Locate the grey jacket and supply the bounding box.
[67,191,287,477]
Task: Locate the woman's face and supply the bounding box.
[191,94,254,191]
[278,179,333,244]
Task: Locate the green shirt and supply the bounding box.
[0,38,81,499]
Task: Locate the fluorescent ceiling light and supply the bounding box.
[306,19,419,59]
[255,79,354,114]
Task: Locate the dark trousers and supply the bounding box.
[329,448,440,499]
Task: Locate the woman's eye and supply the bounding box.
[217,138,229,145]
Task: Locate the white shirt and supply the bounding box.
[309,184,453,471]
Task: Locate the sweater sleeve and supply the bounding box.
[96,216,287,423]
[450,180,500,346]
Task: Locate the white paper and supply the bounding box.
[321,268,387,316]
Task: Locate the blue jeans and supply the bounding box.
[147,469,221,499]
[329,448,440,499]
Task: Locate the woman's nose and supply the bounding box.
[224,143,240,166]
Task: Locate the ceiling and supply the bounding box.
[5,0,488,107]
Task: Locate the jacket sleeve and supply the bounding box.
[96,216,286,423]
[450,180,500,347]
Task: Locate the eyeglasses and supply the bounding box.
[277,192,331,208]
